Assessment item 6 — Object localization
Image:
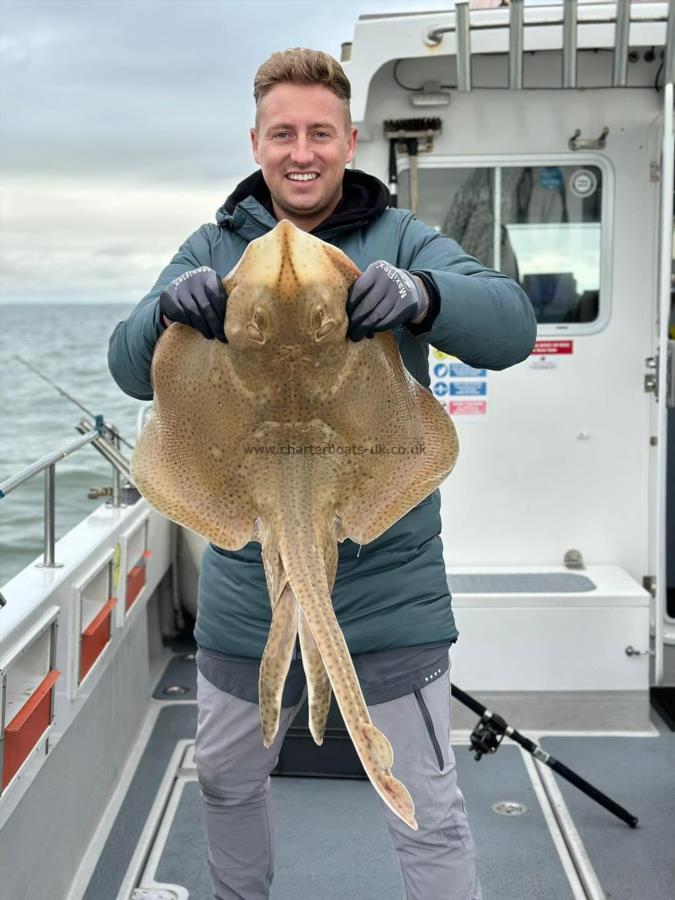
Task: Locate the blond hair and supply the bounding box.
[253,48,352,130]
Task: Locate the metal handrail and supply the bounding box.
[0,421,136,569]
[425,1,675,91]
[0,430,101,498]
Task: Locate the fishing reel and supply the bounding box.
[468,711,507,761]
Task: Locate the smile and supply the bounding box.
[286,173,319,182]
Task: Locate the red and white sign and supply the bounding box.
[449,400,487,416]
[531,340,574,355]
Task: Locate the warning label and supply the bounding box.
[450,381,487,396]
[449,400,487,417]
[531,340,573,355]
[429,350,487,422]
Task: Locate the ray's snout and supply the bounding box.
[224,220,358,348]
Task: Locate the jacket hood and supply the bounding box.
[215,168,390,237]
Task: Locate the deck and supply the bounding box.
[75,646,674,900]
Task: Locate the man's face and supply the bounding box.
[250,83,357,230]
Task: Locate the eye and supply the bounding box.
[313,305,335,342]
[247,308,267,344]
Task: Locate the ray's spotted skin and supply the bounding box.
[131,220,459,830]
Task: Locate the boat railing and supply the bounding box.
[422,0,675,92]
[0,418,135,569]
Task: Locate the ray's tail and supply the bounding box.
[275,516,418,831]
[258,521,333,748]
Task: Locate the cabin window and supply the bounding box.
[400,164,603,327]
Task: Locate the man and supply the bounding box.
[108,48,536,900]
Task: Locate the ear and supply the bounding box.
[250,127,260,165]
[345,126,358,165]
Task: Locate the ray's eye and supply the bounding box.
[314,304,336,341]
[247,307,266,344]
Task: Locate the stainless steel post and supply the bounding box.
[509,0,524,90]
[562,0,577,89]
[456,1,472,93]
[666,0,675,86]
[38,465,62,568]
[612,0,630,88]
[109,426,122,508]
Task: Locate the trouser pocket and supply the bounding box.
[414,687,445,771]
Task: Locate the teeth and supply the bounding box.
[287,173,318,181]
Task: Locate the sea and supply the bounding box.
[0,303,146,587]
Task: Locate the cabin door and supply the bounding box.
[653,82,675,684]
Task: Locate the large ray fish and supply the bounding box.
[131,220,459,830]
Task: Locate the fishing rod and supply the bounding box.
[451,683,639,828]
[14,355,135,452]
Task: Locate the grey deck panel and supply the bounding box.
[82,703,198,900]
[540,735,675,900]
[152,650,198,700]
[150,745,573,899]
[447,572,596,593]
[87,651,577,900]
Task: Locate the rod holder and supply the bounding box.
[456,1,472,93]
[666,0,675,86]
[509,0,524,90]
[36,465,62,569]
[562,0,578,89]
[612,0,630,87]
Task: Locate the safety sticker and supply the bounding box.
[450,381,487,396]
[531,340,573,355]
[449,363,486,378]
[429,349,488,421]
[449,400,487,420]
[570,168,598,198]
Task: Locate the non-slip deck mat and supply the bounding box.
[82,703,198,900]
[540,735,675,900]
[149,745,573,899]
[154,778,406,899]
[152,651,198,700]
[447,572,596,593]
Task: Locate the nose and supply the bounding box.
[290,134,314,166]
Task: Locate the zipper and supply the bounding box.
[414,688,445,771]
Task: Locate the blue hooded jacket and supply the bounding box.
[108,168,536,657]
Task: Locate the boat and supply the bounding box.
[1,3,673,898]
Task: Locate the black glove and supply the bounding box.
[159,266,228,342]
[346,260,427,342]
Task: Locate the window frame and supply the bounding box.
[396,152,614,337]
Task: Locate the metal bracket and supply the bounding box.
[568,127,609,151]
[625,645,655,657]
[645,356,658,395]
[645,344,675,405]
[563,548,585,569]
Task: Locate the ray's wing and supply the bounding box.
[330,332,459,546]
[130,325,258,550]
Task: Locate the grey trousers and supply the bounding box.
[194,661,482,900]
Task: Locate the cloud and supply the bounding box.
[0,0,452,302]
[0,174,237,303]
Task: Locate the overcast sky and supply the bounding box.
[1,0,461,304]
[1,0,581,305]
